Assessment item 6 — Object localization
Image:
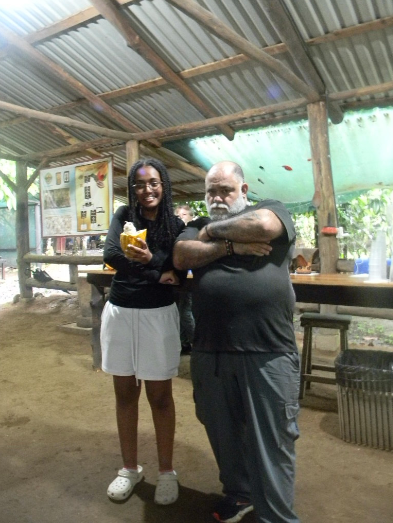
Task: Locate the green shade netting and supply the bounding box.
[167,106,393,211]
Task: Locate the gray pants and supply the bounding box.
[191,351,300,523]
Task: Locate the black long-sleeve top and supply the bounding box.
[103,205,185,308]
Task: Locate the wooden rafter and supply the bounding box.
[1,17,392,132]
[166,0,319,103]
[0,100,136,140]
[5,72,393,162]
[26,158,49,188]
[113,98,309,142]
[17,137,125,161]
[0,3,390,61]
[47,125,103,158]
[0,99,206,178]
[0,21,161,148]
[0,0,138,59]
[140,144,206,179]
[0,169,17,193]
[9,98,306,161]
[329,81,393,102]
[258,0,343,124]
[89,0,234,140]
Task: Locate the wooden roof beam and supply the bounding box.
[329,81,393,102]
[0,100,137,140]
[124,99,308,141]
[18,137,126,161]
[0,0,139,60]
[1,10,391,63]
[47,125,103,158]
[259,0,343,124]
[89,0,234,141]
[2,15,393,131]
[15,98,307,161]
[0,100,206,177]
[166,0,319,103]
[140,144,206,179]
[1,7,390,62]
[0,169,17,193]
[0,22,161,148]
[0,153,25,163]
[26,158,49,189]
[6,80,393,163]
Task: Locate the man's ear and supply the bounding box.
[241,183,248,196]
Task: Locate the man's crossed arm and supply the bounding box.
[173,208,283,271]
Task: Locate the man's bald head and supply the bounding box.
[205,161,248,221]
[206,161,244,185]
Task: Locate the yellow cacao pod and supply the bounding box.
[120,229,147,253]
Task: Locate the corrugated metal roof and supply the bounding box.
[0,0,92,35]
[0,0,392,204]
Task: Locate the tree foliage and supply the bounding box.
[293,189,393,259]
[0,159,39,210]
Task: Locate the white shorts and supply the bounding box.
[100,302,181,380]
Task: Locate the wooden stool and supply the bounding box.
[299,312,352,399]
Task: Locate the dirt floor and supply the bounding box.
[1,279,393,523]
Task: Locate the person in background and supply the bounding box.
[173,161,300,523]
[174,205,195,354]
[102,158,185,506]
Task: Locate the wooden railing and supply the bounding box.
[22,254,103,294]
[19,255,355,295]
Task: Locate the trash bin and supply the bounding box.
[335,349,393,450]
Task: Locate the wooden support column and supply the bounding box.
[126,140,140,175]
[15,161,33,299]
[307,101,338,275]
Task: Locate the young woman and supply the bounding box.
[101,158,185,505]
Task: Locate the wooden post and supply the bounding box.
[15,161,33,299]
[69,264,78,284]
[125,140,139,204]
[126,140,139,174]
[307,101,338,274]
[307,101,339,324]
[90,283,104,370]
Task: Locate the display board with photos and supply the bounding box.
[40,158,113,237]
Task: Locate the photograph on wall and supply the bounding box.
[40,158,113,237]
[74,160,111,233]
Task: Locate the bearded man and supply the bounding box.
[173,161,300,523]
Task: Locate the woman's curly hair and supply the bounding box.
[127,158,178,251]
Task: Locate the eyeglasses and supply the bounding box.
[132,181,163,192]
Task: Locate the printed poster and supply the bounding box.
[40,158,113,237]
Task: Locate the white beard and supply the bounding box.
[206,192,247,221]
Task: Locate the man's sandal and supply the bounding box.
[107,465,143,501]
[154,470,179,505]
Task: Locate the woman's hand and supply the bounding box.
[124,238,153,264]
[159,270,180,285]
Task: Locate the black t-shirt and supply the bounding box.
[176,200,298,353]
[104,205,185,308]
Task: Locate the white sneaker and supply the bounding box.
[154,470,179,505]
[107,465,143,501]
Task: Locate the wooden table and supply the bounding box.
[290,273,393,309]
[85,271,393,369]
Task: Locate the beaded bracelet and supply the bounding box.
[224,239,234,256]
